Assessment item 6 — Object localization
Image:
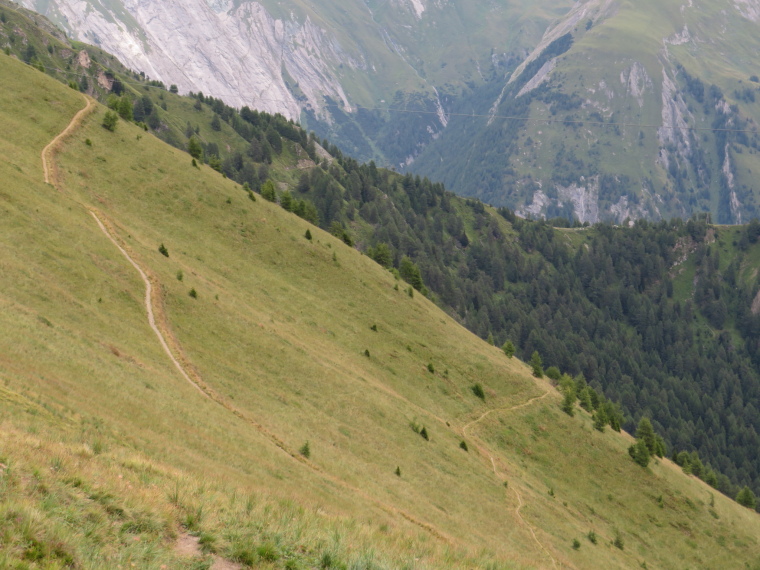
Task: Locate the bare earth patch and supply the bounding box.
[174,533,242,570]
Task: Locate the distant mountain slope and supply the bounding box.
[412,0,760,223]
[2,38,760,568]
[21,0,760,225]
[17,0,575,160]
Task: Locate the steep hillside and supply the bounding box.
[5,0,760,523]
[3,47,760,568]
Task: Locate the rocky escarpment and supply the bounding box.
[20,0,356,120]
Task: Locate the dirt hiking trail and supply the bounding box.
[462,388,560,569]
[42,93,94,187]
[44,95,459,549]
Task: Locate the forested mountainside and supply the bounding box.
[4,0,759,505]
[298,155,760,503]
[19,0,760,226]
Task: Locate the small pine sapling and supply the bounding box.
[304,229,312,240]
[299,441,310,459]
[561,390,575,416]
[459,440,469,452]
[530,351,543,378]
[419,427,429,441]
[158,243,169,257]
[471,383,485,400]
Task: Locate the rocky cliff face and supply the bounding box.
[21,0,570,164]
[27,0,759,224]
[20,0,356,119]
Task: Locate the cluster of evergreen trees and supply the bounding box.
[554,371,624,432]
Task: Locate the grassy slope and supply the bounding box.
[2,51,760,568]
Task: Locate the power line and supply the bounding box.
[304,100,757,135]
[30,60,759,136]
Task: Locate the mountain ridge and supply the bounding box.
[25,0,760,224]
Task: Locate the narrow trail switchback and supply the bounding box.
[43,95,455,548]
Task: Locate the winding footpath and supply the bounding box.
[42,95,454,548]
[87,210,208,400]
[42,93,95,186]
[463,389,560,569]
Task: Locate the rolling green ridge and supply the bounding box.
[3,37,760,570]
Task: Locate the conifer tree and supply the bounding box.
[280,190,294,212]
[636,417,657,456]
[530,351,543,378]
[593,406,608,432]
[188,136,203,160]
[736,486,757,509]
[653,435,666,458]
[261,180,277,202]
[370,243,393,268]
[561,390,575,417]
[578,387,593,412]
[117,96,133,121]
[399,256,424,291]
[502,340,515,358]
[629,439,650,467]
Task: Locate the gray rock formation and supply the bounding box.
[20,0,355,119]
